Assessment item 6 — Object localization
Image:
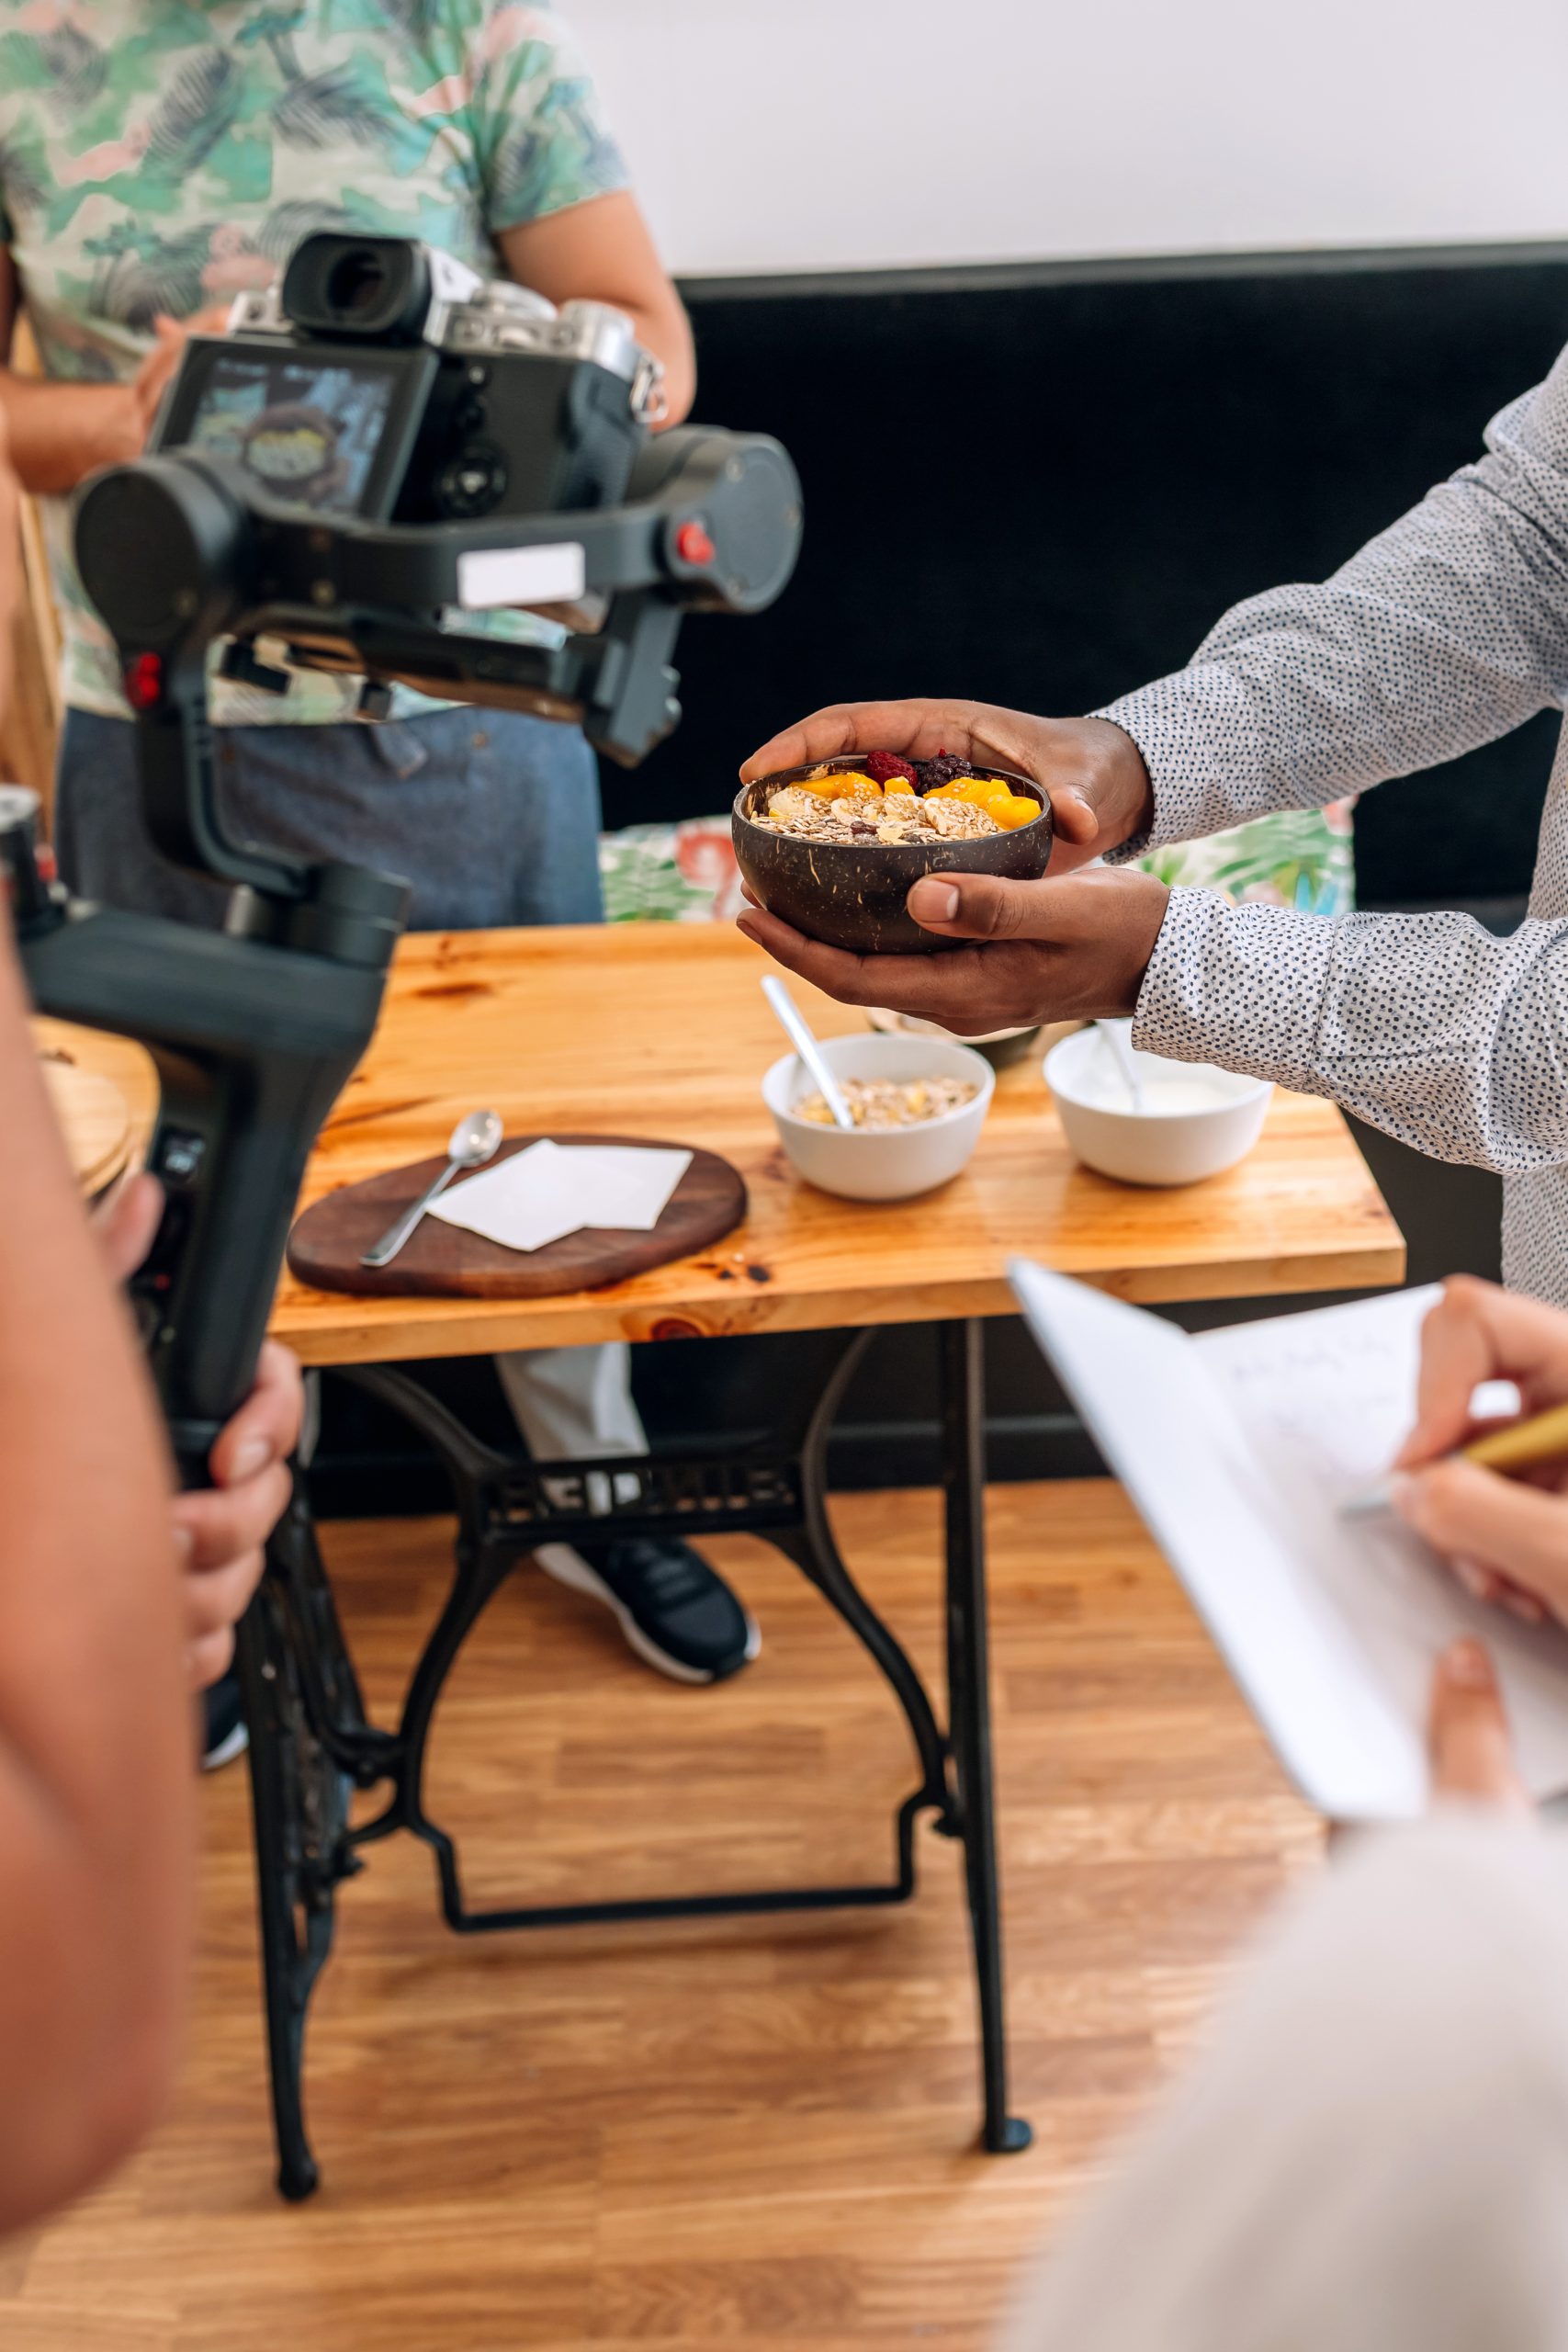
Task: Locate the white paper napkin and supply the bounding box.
[428,1138,692,1254]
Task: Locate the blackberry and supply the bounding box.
[916,752,974,793]
[863,751,919,788]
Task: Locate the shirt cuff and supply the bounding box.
[1131,887,1336,1095]
[1093,667,1263,862]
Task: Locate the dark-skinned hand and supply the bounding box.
[740,697,1155,876]
[736,865,1172,1033]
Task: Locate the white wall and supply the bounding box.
[572,0,1568,278]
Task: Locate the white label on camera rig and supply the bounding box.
[456,543,587,610]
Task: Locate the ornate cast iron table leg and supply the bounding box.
[344,1340,953,1930]
[238,1321,1031,2194]
[239,1480,383,2199]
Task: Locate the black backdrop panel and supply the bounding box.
[610,247,1568,907]
[318,248,1568,1515]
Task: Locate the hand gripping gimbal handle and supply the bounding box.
[17,879,403,1487]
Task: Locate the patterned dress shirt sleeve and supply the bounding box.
[1097,345,1568,1174]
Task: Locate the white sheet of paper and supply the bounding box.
[1009,1261,1568,1820]
[428,1138,692,1254]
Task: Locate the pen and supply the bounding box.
[1341,1398,1568,1520]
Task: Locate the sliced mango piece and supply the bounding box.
[799,767,872,798]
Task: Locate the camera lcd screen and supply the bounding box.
[182,353,399,516]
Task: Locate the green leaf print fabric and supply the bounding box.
[1133,797,1356,916]
[595,800,1358,926]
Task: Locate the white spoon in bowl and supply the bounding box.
[761,977,856,1130]
[1095,1020,1148,1114]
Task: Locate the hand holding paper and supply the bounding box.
[1382,1276,1568,1630]
[1010,1262,1568,1819]
[429,1138,692,1254]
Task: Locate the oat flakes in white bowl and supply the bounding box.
[762,1033,994,1202]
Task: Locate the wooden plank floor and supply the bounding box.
[0,1482,1322,2351]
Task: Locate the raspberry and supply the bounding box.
[916,752,974,793]
[863,751,919,788]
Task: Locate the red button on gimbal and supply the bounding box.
[674,520,716,567]
[123,652,164,711]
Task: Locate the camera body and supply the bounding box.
[153,234,663,531]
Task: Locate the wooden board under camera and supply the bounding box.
[32,1020,158,1195]
[287,1133,748,1300]
[39,1056,133,1200]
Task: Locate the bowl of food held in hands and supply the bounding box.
[762,1029,995,1201]
[733,752,1052,955]
[1044,1023,1271,1186]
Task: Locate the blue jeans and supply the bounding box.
[55,706,604,932]
[56,706,645,1477]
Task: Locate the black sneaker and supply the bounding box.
[534,1538,760,1684]
[200,1668,249,1772]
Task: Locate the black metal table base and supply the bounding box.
[240,1319,1031,2199]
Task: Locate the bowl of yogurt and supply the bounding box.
[1043,1024,1271,1186]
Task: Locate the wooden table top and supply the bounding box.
[259,922,1404,1365]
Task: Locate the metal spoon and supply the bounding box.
[761,976,855,1130]
[360,1107,503,1267]
[1095,1020,1147,1114]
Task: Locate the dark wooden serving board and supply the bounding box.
[287,1135,747,1299]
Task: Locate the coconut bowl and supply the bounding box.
[732,756,1053,955]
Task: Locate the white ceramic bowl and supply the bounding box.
[1044,1027,1271,1186]
[762,1032,994,1201]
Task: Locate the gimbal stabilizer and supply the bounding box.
[5,760,406,1485]
[3,411,800,1482]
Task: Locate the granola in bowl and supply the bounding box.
[761,783,1001,845]
[732,751,1052,956]
[794,1073,981,1128]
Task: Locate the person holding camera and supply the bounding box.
[0,4,757,1758]
[0,416,301,2227]
[0,914,302,2230]
[739,337,1568,1312]
[0,892,193,2235]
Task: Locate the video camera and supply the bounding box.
[197,232,668,529]
[3,234,802,1482]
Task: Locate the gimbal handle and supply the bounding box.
[4,623,407,1488]
[14,885,401,1483]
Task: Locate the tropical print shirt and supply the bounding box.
[0,3,628,723]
